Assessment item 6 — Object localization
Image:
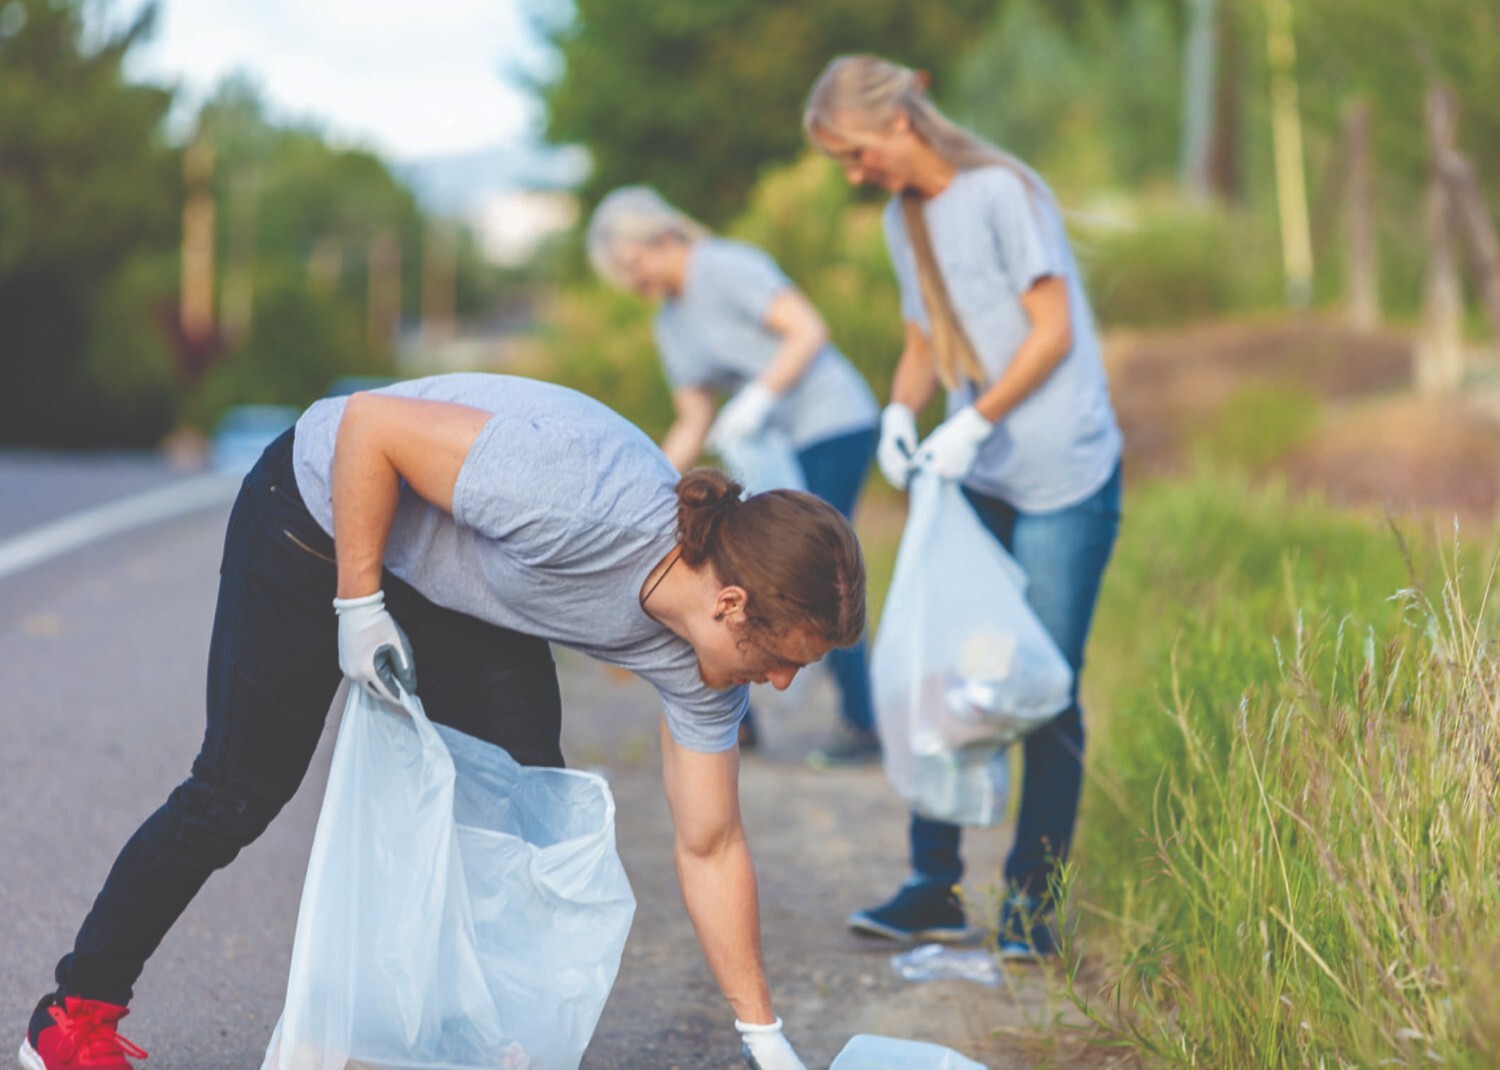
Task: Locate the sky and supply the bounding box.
[112,0,555,162]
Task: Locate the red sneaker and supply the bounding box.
[19,995,147,1069]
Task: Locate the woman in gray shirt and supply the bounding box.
[588,187,882,766]
[21,375,856,1070]
[804,55,1123,959]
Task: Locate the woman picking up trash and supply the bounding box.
[803,55,1122,957]
[587,187,882,767]
[20,373,861,1070]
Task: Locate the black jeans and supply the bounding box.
[55,428,564,1005]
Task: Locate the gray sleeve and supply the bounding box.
[882,199,929,329]
[985,169,1066,291]
[700,240,791,326]
[661,686,749,754]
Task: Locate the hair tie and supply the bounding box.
[704,490,739,533]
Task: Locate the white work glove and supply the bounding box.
[736,1018,807,1070]
[915,405,994,481]
[708,381,778,450]
[876,403,919,489]
[333,590,417,702]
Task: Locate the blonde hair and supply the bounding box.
[586,186,710,291]
[804,54,1043,390]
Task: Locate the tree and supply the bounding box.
[953,0,1181,196]
[530,0,994,225]
[0,0,180,446]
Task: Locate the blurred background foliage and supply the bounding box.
[0,0,502,447]
[524,0,1500,437]
[529,0,995,227]
[2,0,1496,448]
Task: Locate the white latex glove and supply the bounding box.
[915,405,994,480]
[876,403,919,489]
[736,1018,807,1070]
[333,590,417,702]
[708,382,778,450]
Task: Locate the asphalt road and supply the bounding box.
[1,453,320,1069]
[0,451,1077,1070]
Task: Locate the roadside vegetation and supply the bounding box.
[1068,468,1500,1067]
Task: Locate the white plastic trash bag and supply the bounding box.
[830,1034,988,1070]
[871,470,1073,825]
[718,429,807,495]
[262,684,636,1070]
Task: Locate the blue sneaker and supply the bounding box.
[848,879,970,943]
[996,893,1061,960]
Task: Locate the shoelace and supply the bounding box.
[52,1004,149,1064]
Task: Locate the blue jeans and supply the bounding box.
[796,427,877,733]
[910,463,1122,899]
[54,429,565,1005]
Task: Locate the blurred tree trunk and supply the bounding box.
[367,230,401,349]
[180,137,216,344]
[220,168,258,345]
[1436,133,1500,344]
[1207,0,1243,202]
[421,222,457,344]
[309,237,345,291]
[1265,0,1314,308]
[1417,87,1464,393]
[1343,100,1379,330]
[1180,0,1217,199]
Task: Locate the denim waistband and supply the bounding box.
[257,425,303,505]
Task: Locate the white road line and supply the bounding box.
[0,474,241,582]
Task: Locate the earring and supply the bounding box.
[714,612,724,622]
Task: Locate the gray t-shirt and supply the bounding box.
[884,166,1122,511]
[292,373,747,753]
[654,238,878,448]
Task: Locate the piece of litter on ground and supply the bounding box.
[890,943,1003,987]
[829,1033,989,1069]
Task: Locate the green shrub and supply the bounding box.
[728,154,904,406]
[1191,384,1324,474]
[1077,201,1285,328]
[185,267,391,430]
[73,254,183,447]
[519,283,675,440]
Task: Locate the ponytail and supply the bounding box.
[675,468,744,569]
[674,468,866,648]
[900,191,988,390]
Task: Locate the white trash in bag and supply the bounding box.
[871,470,1073,825]
[262,684,636,1070]
[717,429,807,495]
[830,1033,988,1069]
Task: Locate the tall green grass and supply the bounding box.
[1068,473,1500,1067]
